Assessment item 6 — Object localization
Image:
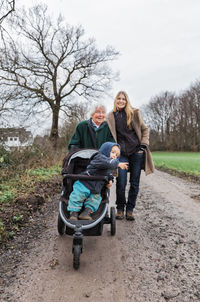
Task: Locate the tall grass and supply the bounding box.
[152,152,200,177]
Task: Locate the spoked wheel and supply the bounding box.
[110,206,116,236]
[57,213,65,235]
[73,245,81,270]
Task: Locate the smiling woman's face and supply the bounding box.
[92,106,106,126]
[116,93,127,109]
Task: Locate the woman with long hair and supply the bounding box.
[106,91,154,220]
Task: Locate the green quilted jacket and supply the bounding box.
[68,118,115,150]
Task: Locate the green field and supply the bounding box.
[152,152,200,177]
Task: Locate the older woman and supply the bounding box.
[106,91,154,221]
[68,104,115,150]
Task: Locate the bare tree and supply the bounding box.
[0,86,21,123]
[59,102,88,143]
[0,4,119,142]
[142,91,176,149]
[177,81,200,151]
[189,81,200,150]
[142,83,200,151]
[0,0,15,24]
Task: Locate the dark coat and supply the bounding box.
[68,118,115,150]
[106,109,154,175]
[81,142,120,193]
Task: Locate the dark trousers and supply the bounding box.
[116,151,144,212]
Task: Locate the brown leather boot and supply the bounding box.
[126,211,135,221]
[116,210,124,220]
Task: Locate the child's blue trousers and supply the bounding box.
[67,180,102,213]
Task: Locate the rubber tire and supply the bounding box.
[57,213,65,235]
[110,206,116,236]
[73,245,81,270]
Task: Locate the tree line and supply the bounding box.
[141,80,200,151]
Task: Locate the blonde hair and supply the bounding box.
[113,91,133,128]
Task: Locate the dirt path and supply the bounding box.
[1,170,200,302]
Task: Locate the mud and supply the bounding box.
[0,170,200,302]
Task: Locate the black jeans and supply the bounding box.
[116,151,144,212]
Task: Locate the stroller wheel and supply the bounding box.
[110,207,116,236]
[57,213,65,235]
[73,245,81,270]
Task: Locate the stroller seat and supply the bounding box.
[61,149,109,222]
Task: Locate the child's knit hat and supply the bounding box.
[98,142,120,158]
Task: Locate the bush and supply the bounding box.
[0,140,66,182]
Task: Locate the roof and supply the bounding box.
[0,127,33,143]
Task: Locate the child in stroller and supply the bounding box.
[67,142,128,221]
[58,142,128,269]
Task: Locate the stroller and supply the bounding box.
[57,149,116,269]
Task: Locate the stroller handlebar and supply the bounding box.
[62,174,108,181]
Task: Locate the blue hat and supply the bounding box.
[98,142,120,158]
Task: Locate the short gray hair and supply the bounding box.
[90,104,106,117]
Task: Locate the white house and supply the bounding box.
[0,127,33,150]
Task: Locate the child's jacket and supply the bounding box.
[80,142,120,194]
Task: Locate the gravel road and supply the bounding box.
[1,169,200,302]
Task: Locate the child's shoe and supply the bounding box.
[79,208,92,220]
[69,211,78,220]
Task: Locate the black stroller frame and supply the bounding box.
[57,149,116,269]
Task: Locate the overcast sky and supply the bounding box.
[15,0,200,134]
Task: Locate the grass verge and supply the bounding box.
[0,165,61,244]
[0,166,61,205]
[152,152,200,181]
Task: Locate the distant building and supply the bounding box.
[0,127,33,150]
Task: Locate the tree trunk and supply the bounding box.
[50,105,60,147]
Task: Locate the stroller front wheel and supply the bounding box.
[73,245,81,269]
